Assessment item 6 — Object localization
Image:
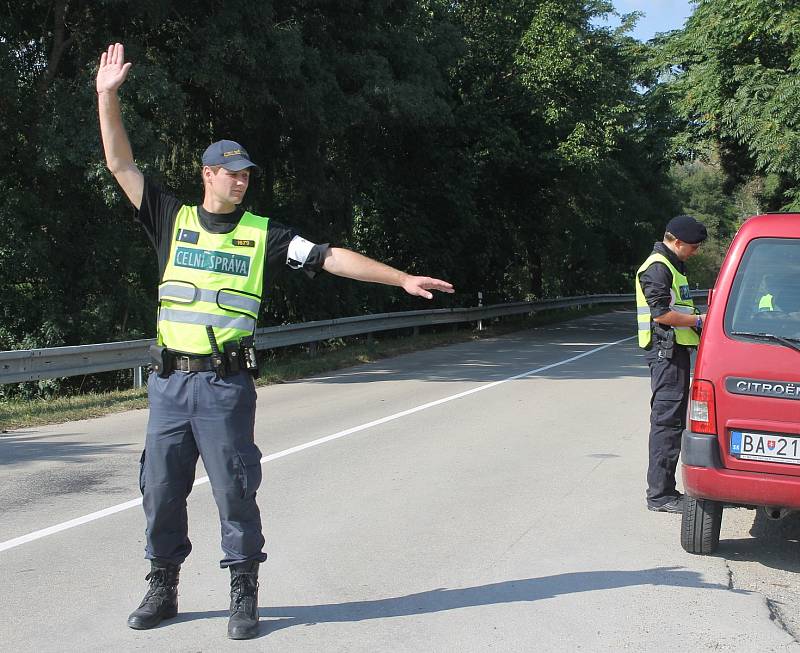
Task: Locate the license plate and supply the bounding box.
[730,431,800,464]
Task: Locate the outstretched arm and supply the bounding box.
[96,43,144,209]
[322,247,454,299]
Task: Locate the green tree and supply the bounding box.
[654,0,800,209]
[1,1,682,398]
[443,0,679,297]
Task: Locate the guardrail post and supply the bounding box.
[133,366,144,389]
[477,292,484,331]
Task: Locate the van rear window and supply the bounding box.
[724,237,800,341]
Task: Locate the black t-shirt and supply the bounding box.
[639,241,687,319]
[135,177,330,292]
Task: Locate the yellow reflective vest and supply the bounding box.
[635,252,699,348]
[157,206,268,354]
[758,293,774,312]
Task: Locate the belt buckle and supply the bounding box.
[178,355,191,371]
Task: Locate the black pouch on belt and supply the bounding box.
[223,340,241,374]
[654,324,675,360]
[148,344,173,377]
[239,335,259,377]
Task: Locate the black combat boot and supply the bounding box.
[227,561,260,639]
[127,561,180,630]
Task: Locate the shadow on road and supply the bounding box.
[717,509,800,573]
[0,432,131,465]
[298,321,647,387]
[174,567,739,638]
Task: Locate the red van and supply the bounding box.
[681,213,800,554]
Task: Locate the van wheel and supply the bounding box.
[681,496,722,554]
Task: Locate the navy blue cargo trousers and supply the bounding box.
[139,369,267,568]
[645,344,691,507]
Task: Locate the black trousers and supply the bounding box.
[140,369,268,568]
[645,345,691,506]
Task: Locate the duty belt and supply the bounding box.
[150,338,258,378]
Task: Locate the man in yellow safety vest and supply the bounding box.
[635,215,707,513]
[97,43,453,640]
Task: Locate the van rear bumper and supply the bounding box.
[682,430,800,509]
[682,430,722,468]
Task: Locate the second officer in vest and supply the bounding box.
[635,215,707,513]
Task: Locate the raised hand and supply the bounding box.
[96,43,132,94]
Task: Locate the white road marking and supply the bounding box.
[0,336,635,554]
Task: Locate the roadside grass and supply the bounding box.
[0,305,627,432]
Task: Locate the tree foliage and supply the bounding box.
[1,1,681,395]
[652,0,800,209]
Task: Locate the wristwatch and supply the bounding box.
[695,316,703,329]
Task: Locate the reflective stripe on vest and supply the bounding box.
[158,307,257,333]
[635,252,699,348]
[159,283,261,316]
[157,206,268,354]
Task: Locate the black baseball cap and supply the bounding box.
[665,214,707,245]
[201,140,259,172]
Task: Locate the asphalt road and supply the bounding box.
[1,310,799,652]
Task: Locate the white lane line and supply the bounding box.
[0,335,635,554]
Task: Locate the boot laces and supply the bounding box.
[230,573,259,612]
[141,568,176,605]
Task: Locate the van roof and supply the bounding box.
[738,213,800,239]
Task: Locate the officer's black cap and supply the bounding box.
[665,215,707,244]
[201,139,260,173]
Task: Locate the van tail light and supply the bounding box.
[689,379,717,435]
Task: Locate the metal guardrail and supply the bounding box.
[0,291,705,385]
